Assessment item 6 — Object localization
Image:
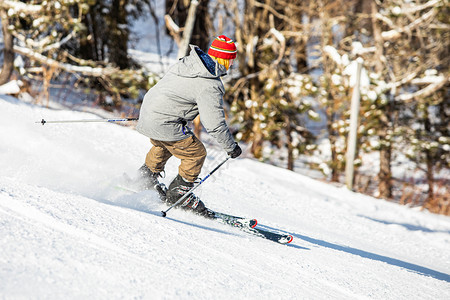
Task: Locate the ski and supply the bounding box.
[245,227,293,244]
[116,180,258,229]
[210,210,292,244]
[211,211,257,229]
[116,177,293,244]
[208,210,292,244]
[153,184,259,230]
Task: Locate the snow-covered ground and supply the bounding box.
[1,94,449,299]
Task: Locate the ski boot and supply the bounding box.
[138,164,163,190]
[166,174,215,218]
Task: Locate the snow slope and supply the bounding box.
[1,95,449,299]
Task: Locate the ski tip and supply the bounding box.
[250,219,258,228]
[279,234,294,244]
[287,235,294,244]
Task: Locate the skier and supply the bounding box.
[136,35,242,217]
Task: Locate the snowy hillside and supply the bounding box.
[1,95,449,299]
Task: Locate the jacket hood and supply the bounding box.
[168,45,228,79]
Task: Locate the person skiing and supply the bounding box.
[136,35,242,217]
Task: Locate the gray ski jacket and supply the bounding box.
[136,45,236,152]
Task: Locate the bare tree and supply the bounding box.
[0,0,157,106]
[222,0,318,169]
[0,9,15,85]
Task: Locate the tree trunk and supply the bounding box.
[168,0,210,57]
[294,26,308,73]
[286,118,294,171]
[378,142,392,199]
[319,6,341,182]
[423,107,435,205]
[109,0,130,69]
[0,9,15,85]
[79,4,100,61]
[177,0,199,58]
[326,92,340,182]
[192,0,210,51]
[250,129,263,159]
[425,150,435,204]
[371,1,392,199]
[328,125,340,182]
[166,0,188,37]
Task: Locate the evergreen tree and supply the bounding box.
[367,0,449,205]
[227,0,318,170]
[1,0,157,107]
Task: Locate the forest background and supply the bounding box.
[0,0,448,215]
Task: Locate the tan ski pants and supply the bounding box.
[145,135,207,182]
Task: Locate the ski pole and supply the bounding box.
[36,117,138,125]
[161,156,230,217]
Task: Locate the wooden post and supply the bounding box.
[345,58,363,190]
[177,0,199,59]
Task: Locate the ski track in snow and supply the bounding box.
[1,95,450,299]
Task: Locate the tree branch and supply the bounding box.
[164,14,181,45]
[0,0,42,14]
[267,28,286,67]
[396,75,449,102]
[13,45,119,77]
[253,0,303,29]
[381,8,437,41]
[403,0,443,14]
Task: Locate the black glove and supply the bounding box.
[228,144,242,159]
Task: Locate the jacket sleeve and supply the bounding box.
[196,84,236,152]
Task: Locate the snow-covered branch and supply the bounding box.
[12,30,76,52]
[411,74,446,85]
[403,0,443,14]
[351,42,376,55]
[0,0,42,14]
[13,45,118,77]
[381,7,438,41]
[268,28,286,66]
[389,71,419,89]
[42,32,76,52]
[396,75,449,102]
[323,45,344,65]
[375,13,395,29]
